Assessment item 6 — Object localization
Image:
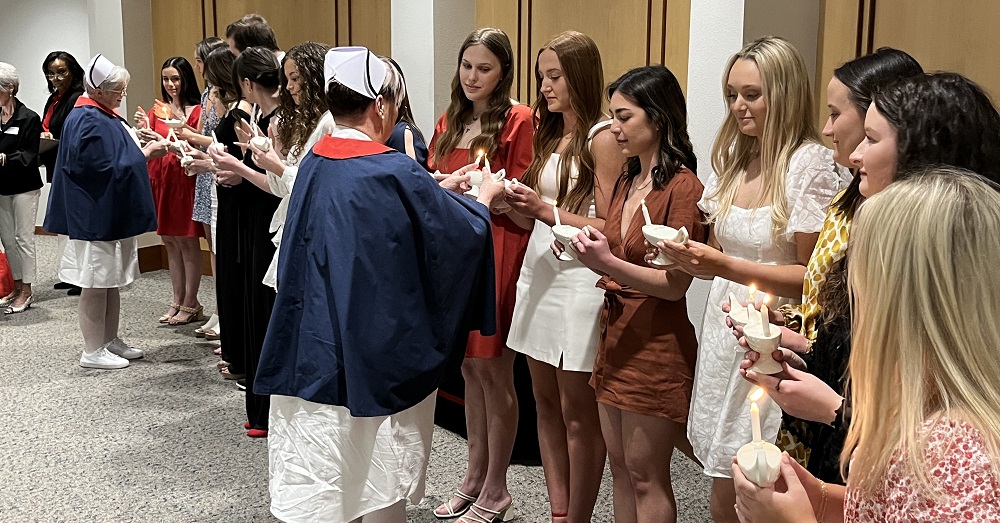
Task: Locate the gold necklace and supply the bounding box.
[634,175,653,192]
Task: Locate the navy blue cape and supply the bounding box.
[43,97,156,241]
[254,136,496,417]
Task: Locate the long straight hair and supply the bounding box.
[519,31,604,215]
[433,28,515,167]
[160,57,202,111]
[844,169,1000,498]
[42,51,85,95]
[706,36,819,239]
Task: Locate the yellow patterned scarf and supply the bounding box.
[780,191,853,341]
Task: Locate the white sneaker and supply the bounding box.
[80,344,130,369]
[107,337,144,360]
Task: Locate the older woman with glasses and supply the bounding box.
[44,54,170,369]
[0,62,42,314]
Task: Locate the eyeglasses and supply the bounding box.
[45,73,68,81]
[105,86,128,96]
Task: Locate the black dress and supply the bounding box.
[385,121,429,171]
[778,314,851,482]
[40,89,82,182]
[214,107,279,431]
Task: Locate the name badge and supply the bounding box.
[3,127,19,135]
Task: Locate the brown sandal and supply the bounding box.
[159,303,180,323]
[169,304,205,325]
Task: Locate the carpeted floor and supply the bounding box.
[0,235,711,522]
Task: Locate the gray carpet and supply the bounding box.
[0,235,711,522]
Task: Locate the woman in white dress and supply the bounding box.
[504,31,624,522]
[238,42,334,290]
[655,37,850,522]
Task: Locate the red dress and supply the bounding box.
[844,418,1000,522]
[147,107,204,237]
[428,105,535,358]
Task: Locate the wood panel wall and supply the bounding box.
[815,0,1000,131]
[476,0,691,106]
[151,0,390,92]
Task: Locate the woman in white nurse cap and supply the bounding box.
[44,53,169,369]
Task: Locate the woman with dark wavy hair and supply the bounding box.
[134,56,205,325]
[428,27,534,523]
[241,41,333,290]
[572,64,705,523]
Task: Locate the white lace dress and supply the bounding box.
[688,142,851,477]
[263,111,335,289]
[506,153,604,371]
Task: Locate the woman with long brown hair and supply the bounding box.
[428,27,534,523]
[504,31,622,522]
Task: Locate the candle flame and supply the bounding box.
[749,387,765,403]
[748,284,757,296]
[762,294,771,305]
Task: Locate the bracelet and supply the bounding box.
[816,480,828,523]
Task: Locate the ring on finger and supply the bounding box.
[775,379,783,392]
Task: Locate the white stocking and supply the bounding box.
[79,288,110,351]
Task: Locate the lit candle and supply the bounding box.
[475,149,484,166]
[553,200,561,226]
[749,387,765,442]
[760,294,771,334]
[641,199,652,226]
[760,304,771,336]
[748,284,757,306]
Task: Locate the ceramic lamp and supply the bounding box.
[642,225,689,266]
[736,441,782,487]
[742,321,783,374]
[551,224,582,261]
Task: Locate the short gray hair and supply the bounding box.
[378,56,406,108]
[85,65,130,96]
[0,62,20,95]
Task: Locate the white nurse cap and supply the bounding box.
[85,53,116,89]
[323,46,386,99]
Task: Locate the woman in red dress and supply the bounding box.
[428,28,534,523]
[136,57,204,325]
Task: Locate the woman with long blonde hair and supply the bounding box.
[504,31,623,522]
[733,169,1000,522]
[428,27,534,523]
[656,36,850,522]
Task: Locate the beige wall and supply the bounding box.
[476,0,692,106]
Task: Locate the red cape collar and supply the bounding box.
[313,136,393,160]
[74,95,122,118]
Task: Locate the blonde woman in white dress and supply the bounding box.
[655,36,851,523]
[504,31,624,523]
